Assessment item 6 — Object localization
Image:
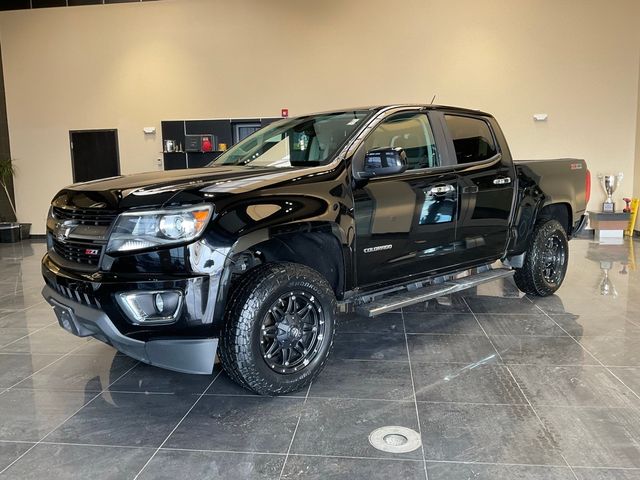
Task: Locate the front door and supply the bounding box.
[353,111,459,287]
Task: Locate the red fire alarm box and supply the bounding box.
[281,108,289,118]
[201,135,213,152]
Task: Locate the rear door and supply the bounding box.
[353,110,460,287]
[442,113,514,262]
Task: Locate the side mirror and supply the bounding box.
[361,147,408,178]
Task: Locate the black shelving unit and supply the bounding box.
[161,117,279,170]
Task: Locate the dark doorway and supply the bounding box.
[70,129,120,183]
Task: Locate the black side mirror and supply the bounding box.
[360,147,408,178]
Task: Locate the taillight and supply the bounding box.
[585,168,591,204]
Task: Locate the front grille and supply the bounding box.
[53,239,103,266]
[44,277,101,309]
[52,206,117,227]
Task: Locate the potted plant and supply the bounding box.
[0,158,30,242]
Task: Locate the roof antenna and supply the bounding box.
[430,94,436,105]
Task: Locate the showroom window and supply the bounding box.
[364,112,439,170]
[444,114,497,164]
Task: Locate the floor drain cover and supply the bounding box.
[369,426,421,453]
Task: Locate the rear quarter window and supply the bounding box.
[444,115,497,164]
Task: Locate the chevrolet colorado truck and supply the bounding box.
[41,105,590,394]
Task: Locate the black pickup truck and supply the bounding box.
[41,105,590,394]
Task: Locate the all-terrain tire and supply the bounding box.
[219,262,336,395]
[513,218,569,296]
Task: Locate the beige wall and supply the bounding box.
[635,57,640,231]
[1,0,639,234]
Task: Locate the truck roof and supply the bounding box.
[301,104,493,118]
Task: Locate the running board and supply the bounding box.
[355,268,515,317]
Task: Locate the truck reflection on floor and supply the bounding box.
[586,239,636,296]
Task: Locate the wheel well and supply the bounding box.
[539,203,571,233]
[231,231,345,298]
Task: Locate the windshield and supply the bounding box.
[210,110,372,168]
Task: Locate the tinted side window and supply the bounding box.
[365,113,439,170]
[444,115,497,164]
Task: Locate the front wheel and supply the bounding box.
[219,262,336,395]
[513,219,569,296]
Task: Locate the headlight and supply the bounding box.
[106,204,213,253]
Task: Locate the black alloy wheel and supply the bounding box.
[260,290,327,374]
[541,234,567,285]
[513,218,569,296]
[219,262,336,395]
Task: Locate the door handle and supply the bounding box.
[493,177,512,185]
[428,184,455,195]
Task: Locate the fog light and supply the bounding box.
[116,290,183,325]
[154,293,164,313]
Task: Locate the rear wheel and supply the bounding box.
[513,219,569,296]
[219,262,336,395]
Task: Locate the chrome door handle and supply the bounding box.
[493,177,512,185]
[428,184,455,195]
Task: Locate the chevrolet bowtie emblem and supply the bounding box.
[55,221,76,242]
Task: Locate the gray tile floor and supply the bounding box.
[0,238,639,479]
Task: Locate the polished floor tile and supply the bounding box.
[165,396,303,453]
[509,365,637,407]
[0,324,91,354]
[337,312,403,334]
[475,313,568,337]
[426,462,575,480]
[418,402,563,465]
[46,392,197,447]
[331,332,408,361]
[539,406,640,468]
[403,312,482,335]
[463,295,542,315]
[572,468,640,479]
[407,333,497,364]
[0,303,56,328]
[607,367,640,398]
[552,314,640,338]
[281,455,426,479]
[412,362,527,405]
[0,389,91,441]
[291,398,421,459]
[308,358,414,400]
[2,237,640,476]
[0,353,61,388]
[0,441,34,471]
[15,353,137,391]
[138,449,284,480]
[2,443,153,479]
[109,362,216,394]
[491,334,598,365]
[577,336,640,366]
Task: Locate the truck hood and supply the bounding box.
[53,165,303,211]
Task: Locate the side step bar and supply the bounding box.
[356,268,515,317]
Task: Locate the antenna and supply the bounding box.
[430,94,436,105]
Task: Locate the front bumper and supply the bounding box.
[41,284,218,375]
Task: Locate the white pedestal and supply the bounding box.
[595,229,624,244]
